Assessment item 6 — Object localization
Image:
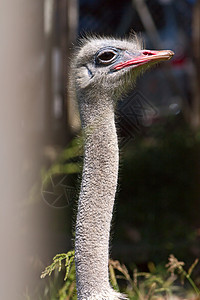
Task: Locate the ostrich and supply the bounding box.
[70,36,174,300]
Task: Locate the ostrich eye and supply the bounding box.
[96,49,117,65]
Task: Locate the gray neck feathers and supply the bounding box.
[75,94,124,299]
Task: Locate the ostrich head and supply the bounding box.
[71,36,174,103]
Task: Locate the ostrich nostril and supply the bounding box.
[142,51,155,56]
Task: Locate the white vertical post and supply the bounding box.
[0,1,45,298]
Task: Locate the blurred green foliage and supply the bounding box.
[39,251,200,300]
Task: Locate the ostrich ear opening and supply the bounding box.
[77,66,94,89]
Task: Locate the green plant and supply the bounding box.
[166,254,200,295]
[40,251,76,300]
[41,251,75,281]
[108,255,200,299]
[40,251,200,299]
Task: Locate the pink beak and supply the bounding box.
[113,49,174,71]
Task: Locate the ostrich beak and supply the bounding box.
[113,49,174,71]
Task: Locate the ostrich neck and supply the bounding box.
[75,96,119,298]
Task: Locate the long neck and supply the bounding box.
[75,96,119,298]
